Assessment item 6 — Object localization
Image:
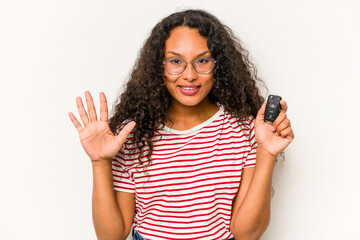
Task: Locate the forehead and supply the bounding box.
[165,27,209,56]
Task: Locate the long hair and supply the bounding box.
[109,9,265,166]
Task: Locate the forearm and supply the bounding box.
[231,148,276,239]
[92,161,126,240]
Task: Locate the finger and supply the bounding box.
[68,112,83,132]
[272,112,287,131]
[256,101,267,124]
[99,92,108,122]
[76,97,90,127]
[85,91,98,122]
[280,100,288,112]
[272,100,288,130]
[275,118,291,134]
[115,122,136,147]
[279,126,294,140]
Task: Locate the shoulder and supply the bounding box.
[220,104,255,128]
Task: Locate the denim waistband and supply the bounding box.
[132,229,146,240]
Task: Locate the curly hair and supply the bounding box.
[109,9,265,166]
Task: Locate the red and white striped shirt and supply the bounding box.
[112,105,257,240]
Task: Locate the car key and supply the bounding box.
[264,95,282,123]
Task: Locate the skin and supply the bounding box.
[230,100,294,239]
[164,26,219,131]
[69,92,135,239]
[69,26,294,240]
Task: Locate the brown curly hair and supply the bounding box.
[109,9,265,166]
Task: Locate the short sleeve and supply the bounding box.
[112,151,135,193]
[243,116,257,169]
[112,124,136,193]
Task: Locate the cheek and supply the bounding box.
[164,72,177,82]
[164,73,179,87]
[204,76,214,88]
[164,77,177,93]
[205,82,214,94]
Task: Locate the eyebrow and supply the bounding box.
[166,51,211,58]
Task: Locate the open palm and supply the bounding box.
[69,91,135,163]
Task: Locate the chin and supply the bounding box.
[177,98,204,107]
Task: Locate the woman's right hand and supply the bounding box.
[69,91,136,164]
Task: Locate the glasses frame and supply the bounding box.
[163,57,216,75]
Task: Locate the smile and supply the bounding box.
[178,85,200,96]
[181,87,198,90]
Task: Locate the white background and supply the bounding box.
[1,0,360,239]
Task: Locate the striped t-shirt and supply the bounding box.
[112,105,257,240]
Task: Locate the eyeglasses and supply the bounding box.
[163,57,216,75]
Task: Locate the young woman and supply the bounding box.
[69,9,294,240]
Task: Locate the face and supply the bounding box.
[164,27,214,108]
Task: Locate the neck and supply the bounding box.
[165,98,219,130]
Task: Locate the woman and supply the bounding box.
[69,9,294,240]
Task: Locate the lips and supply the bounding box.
[178,85,200,96]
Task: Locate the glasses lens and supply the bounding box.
[165,59,186,75]
[164,58,215,75]
[194,58,214,74]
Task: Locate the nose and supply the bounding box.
[182,62,198,82]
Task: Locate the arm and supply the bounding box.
[230,149,276,240]
[230,100,294,240]
[92,161,135,240]
[69,91,136,240]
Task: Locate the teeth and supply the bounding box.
[181,87,197,90]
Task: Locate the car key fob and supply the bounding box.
[264,95,282,123]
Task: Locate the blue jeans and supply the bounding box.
[132,229,146,240]
[132,229,235,240]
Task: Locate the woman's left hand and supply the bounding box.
[254,100,295,157]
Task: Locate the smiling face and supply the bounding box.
[164,27,215,110]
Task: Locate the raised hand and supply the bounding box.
[254,100,294,157]
[69,91,136,163]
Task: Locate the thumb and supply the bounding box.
[115,121,136,147]
[256,101,266,124]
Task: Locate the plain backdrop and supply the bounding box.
[1,0,360,239]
